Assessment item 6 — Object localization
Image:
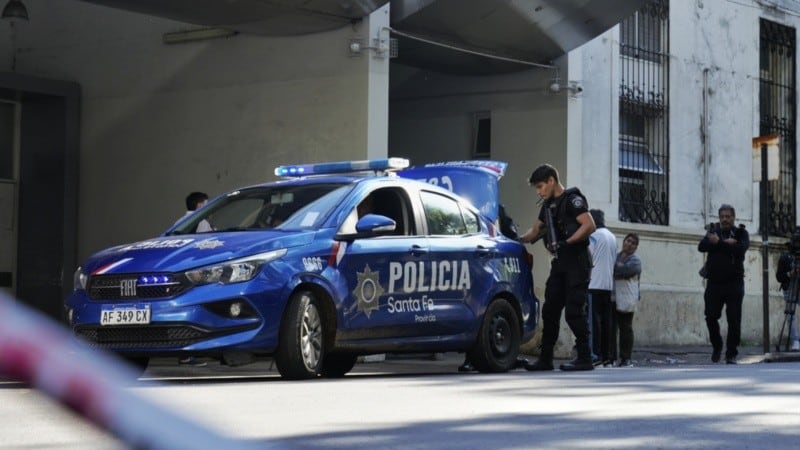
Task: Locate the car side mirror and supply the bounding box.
[335,214,396,241]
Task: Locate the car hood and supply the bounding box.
[82,230,315,275]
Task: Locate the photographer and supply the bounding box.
[775,229,800,352]
[698,204,749,364]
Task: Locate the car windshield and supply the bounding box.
[169,183,352,234]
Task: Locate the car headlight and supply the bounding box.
[73,267,87,291]
[185,249,287,285]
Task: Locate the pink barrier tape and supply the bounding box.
[0,293,272,450]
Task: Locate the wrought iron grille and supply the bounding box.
[618,0,669,225]
[760,19,796,236]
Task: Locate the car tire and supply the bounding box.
[321,353,357,378]
[467,298,520,373]
[275,290,325,380]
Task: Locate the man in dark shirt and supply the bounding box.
[519,164,596,371]
[698,204,749,364]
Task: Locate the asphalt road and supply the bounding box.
[2,353,799,449]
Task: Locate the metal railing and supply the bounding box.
[618,0,670,225]
[760,18,797,237]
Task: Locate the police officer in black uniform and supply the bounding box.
[519,164,596,371]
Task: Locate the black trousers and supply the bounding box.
[704,279,744,359]
[541,249,592,358]
[614,310,634,360]
[588,289,613,362]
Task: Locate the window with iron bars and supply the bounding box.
[760,19,796,237]
[618,0,669,225]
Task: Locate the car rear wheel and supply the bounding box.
[321,353,357,378]
[275,290,324,380]
[467,299,520,373]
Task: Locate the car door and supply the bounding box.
[418,190,497,334]
[337,186,433,340]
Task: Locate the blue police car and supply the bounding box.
[65,158,538,379]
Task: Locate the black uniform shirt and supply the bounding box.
[537,187,590,251]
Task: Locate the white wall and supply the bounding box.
[575,0,800,346]
[7,0,388,260]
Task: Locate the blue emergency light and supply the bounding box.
[138,275,172,285]
[274,158,410,177]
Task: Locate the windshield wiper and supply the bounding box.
[216,226,260,232]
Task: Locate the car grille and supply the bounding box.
[88,273,191,300]
[74,323,257,349]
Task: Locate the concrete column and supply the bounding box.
[366,4,390,159]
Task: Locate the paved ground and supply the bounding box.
[628,344,800,366]
[140,345,800,379]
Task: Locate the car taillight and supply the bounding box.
[523,248,534,268]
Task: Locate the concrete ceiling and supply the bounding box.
[78,0,390,36]
[78,0,646,74]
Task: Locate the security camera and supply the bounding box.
[574,84,583,93]
[548,82,561,93]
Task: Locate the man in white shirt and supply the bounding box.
[178,191,213,233]
[587,209,617,366]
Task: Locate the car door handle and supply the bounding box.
[410,245,429,256]
[475,246,495,257]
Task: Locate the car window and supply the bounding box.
[420,191,467,236]
[169,183,350,234]
[339,187,414,236]
[279,185,353,229]
[461,206,480,234]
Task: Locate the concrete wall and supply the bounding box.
[574,0,799,349]
[389,60,569,295]
[4,0,388,260]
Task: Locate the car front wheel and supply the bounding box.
[467,298,520,373]
[275,290,325,380]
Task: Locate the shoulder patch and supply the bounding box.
[571,195,585,209]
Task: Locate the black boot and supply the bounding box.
[559,357,594,371]
[560,347,594,371]
[524,349,554,371]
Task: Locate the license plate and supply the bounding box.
[100,304,151,326]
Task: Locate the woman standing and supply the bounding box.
[614,233,642,367]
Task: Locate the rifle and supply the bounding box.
[544,203,559,258]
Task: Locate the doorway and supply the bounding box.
[0,73,80,321]
[0,99,18,297]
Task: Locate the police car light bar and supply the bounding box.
[274,158,410,177]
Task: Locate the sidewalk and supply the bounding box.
[629,345,800,367]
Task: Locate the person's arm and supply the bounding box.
[519,219,545,244]
[726,228,749,258]
[565,211,596,245]
[615,254,642,279]
[698,229,719,252]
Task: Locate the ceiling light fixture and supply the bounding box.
[1,0,28,21]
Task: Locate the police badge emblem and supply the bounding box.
[354,264,384,318]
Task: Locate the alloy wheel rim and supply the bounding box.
[300,302,322,370]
